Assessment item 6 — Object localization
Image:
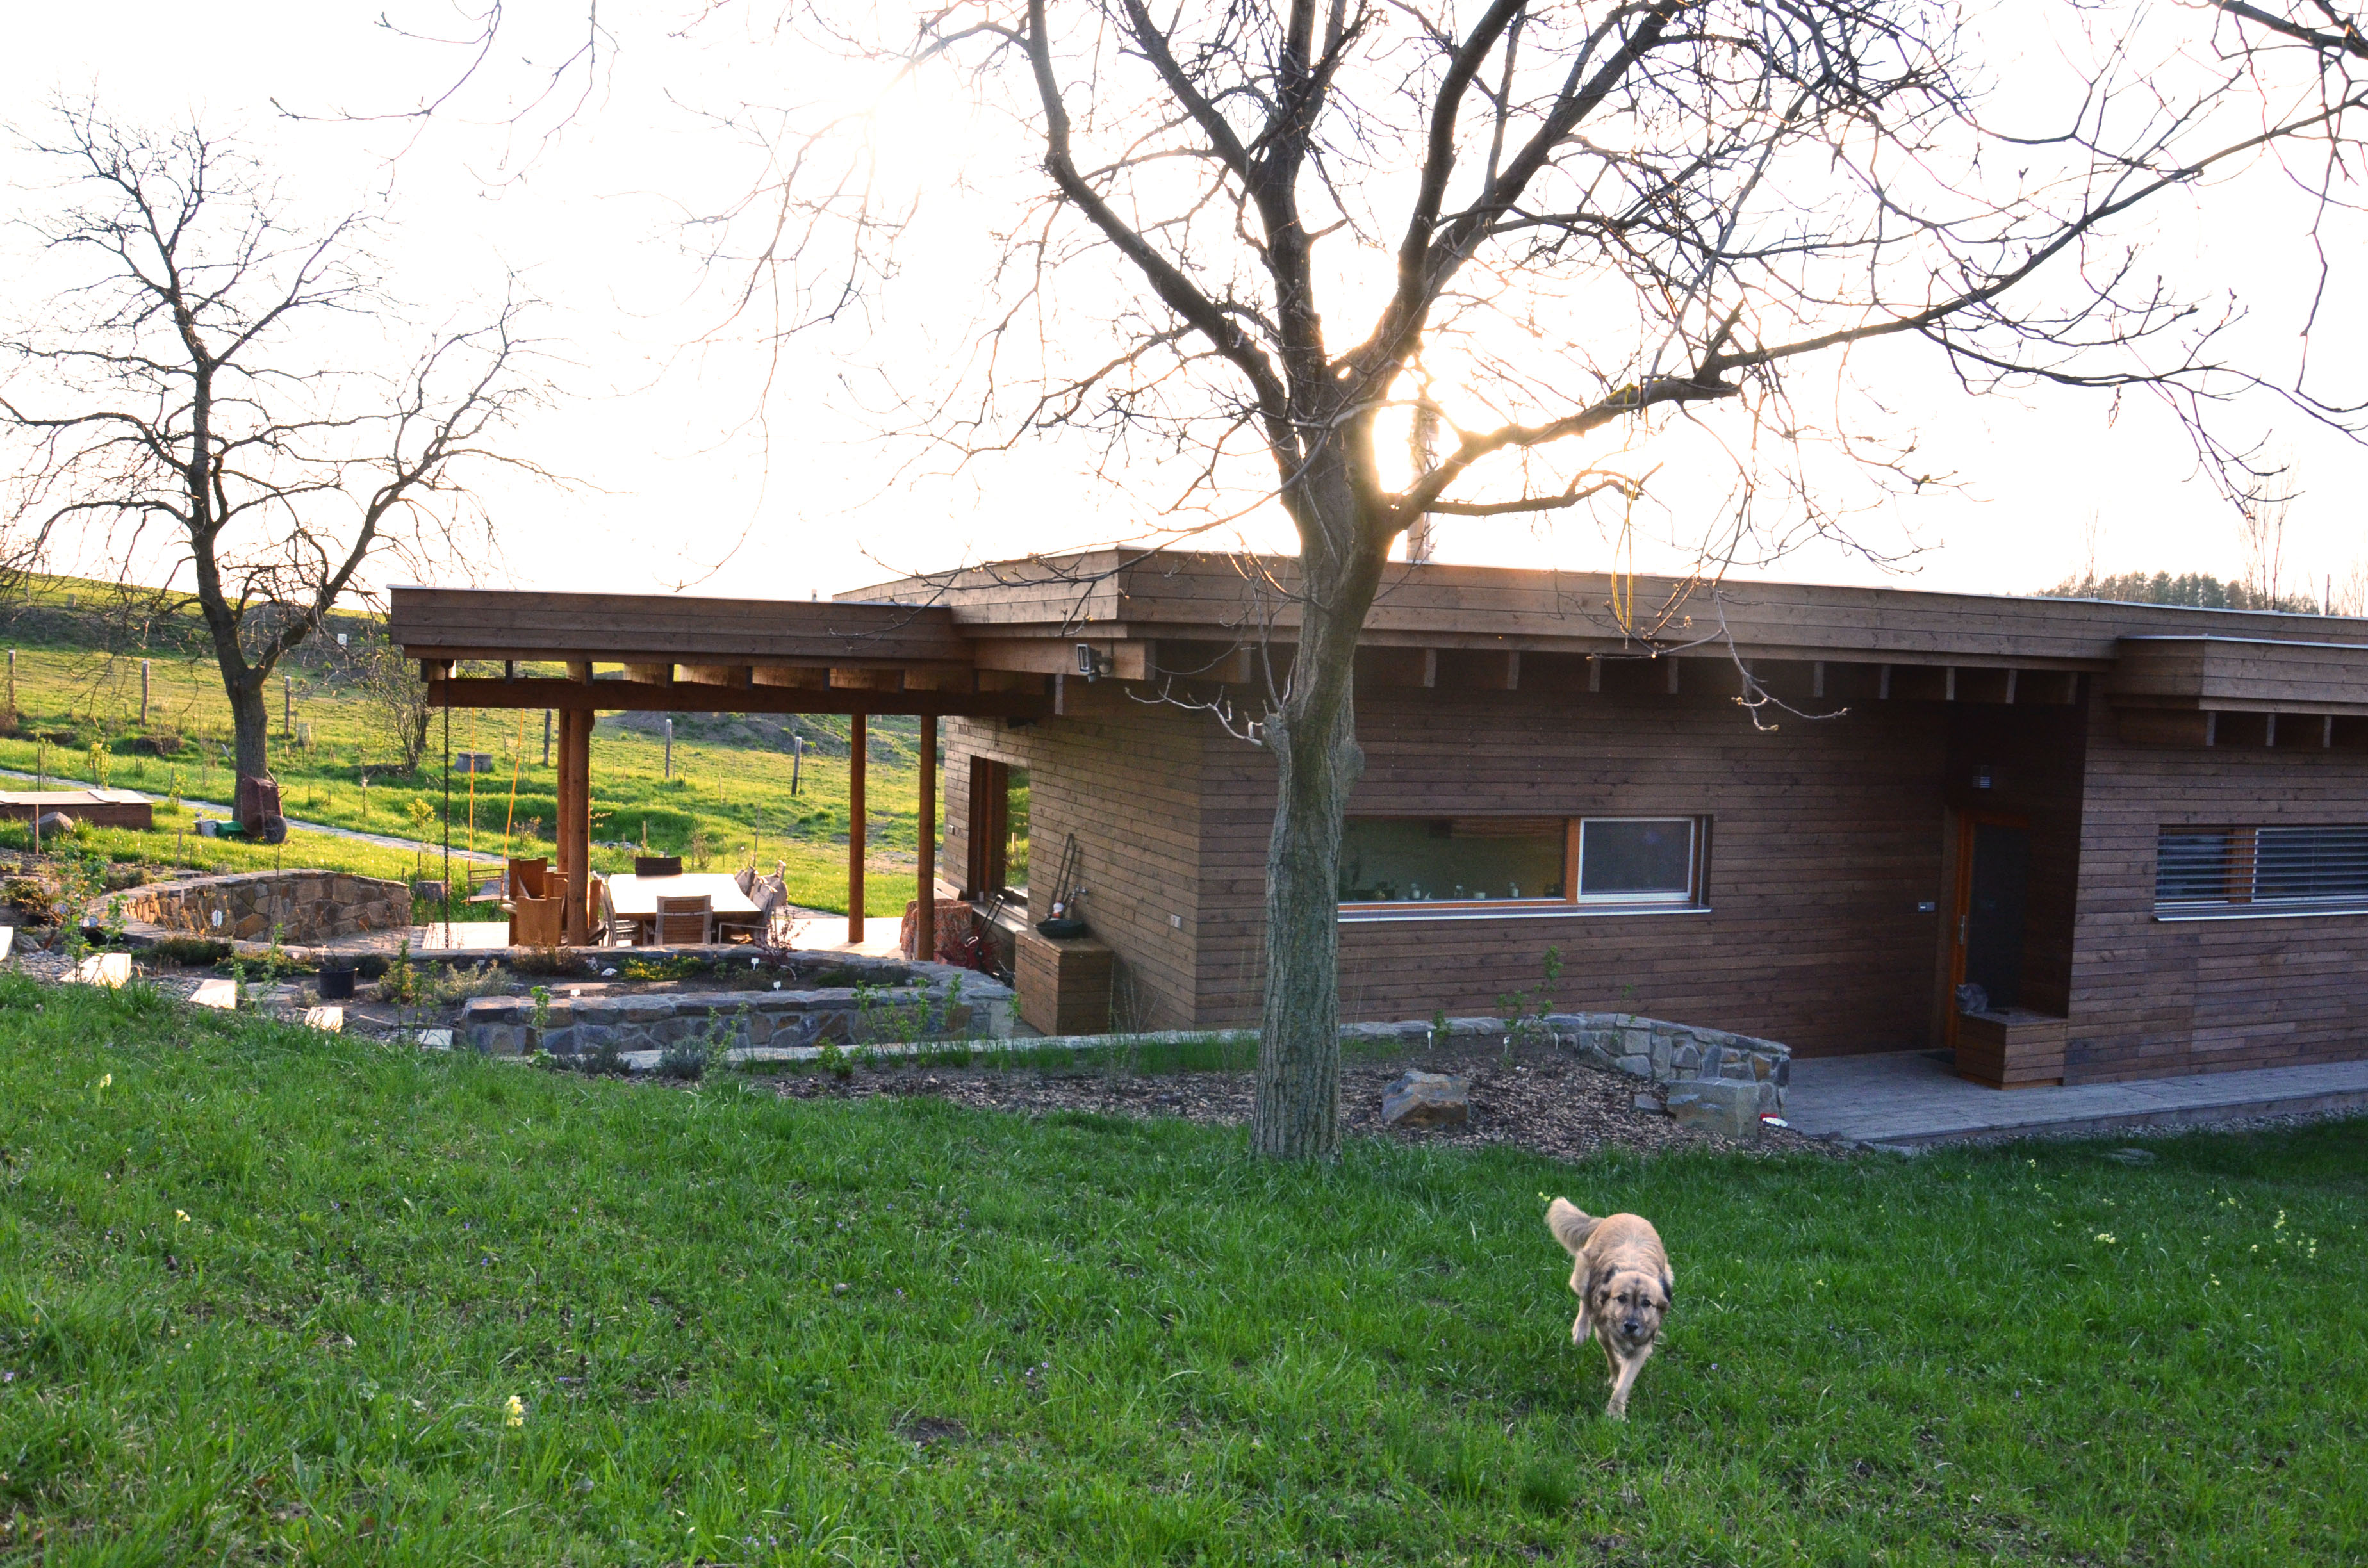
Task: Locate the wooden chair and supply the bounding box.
[509,857,549,899]
[654,894,712,945]
[504,858,554,944]
[635,855,683,878]
[507,894,563,948]
[586,872,612,945]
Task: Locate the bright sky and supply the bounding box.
[3,1,2362,606]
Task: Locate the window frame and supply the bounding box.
[964,759,1030,905]
[1336,813,1709,921]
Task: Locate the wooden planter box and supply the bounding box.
[1015,927,1114,1036]
[1957,1009,2069,1088]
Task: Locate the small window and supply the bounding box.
[2155,825,2368,911]
[1338,815,1703,913]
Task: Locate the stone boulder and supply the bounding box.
[35,812,77,837]
[1381,1070,1470,1128]
[1664,1077,1772,1138]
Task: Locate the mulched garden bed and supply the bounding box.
[763,1040,1840,1162]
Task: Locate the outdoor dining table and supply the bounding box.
[604,872,764,945]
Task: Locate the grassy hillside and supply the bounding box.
[1,983,2362,1564]
[0,603,926,915]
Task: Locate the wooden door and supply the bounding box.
[1947,812,2030,1052]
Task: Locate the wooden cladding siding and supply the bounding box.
[1192,684,1956,1054]
[2064,690,2368,1082]
[851,551,2368,666]
[2107,635,2368,715]
[391,586,969,666]
[944,706,1206,1031]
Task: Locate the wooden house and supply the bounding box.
[853,552,2368,1088]
[390,550,2368,1088]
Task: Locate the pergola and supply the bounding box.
[387,586,1053,954]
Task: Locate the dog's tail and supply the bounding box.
[1545,1198,1600,1256]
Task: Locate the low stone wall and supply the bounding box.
[103,870,412,945]
[460,967,1017,1056]
[1545,1012,1791,1101]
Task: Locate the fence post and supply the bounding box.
[140,658,151,724]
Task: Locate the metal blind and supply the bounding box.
[2254,826,2368,902]
[2155,826,2368,906]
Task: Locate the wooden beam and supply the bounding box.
[423,676,1051,720]
[972,637,1151,680]
[677,664,750,687]
[621,663,671,686]
[557,708,591,942]
[1666,657,1681,696]
[849,716,867,946]
[915,716,936,963]
[1812,661,1825,699]
[831,667,905,692]
[752,665,828,689]
[565,660,593,683]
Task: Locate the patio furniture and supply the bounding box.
[605,872,761,946]
[655,894,713,945]
[507,893,563,948]
[636,855,682,878]
[504,858,552,943]
[587,872,612,945]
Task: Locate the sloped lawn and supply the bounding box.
[1,976,2360,1565]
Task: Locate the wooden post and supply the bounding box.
[541,709,552,767]
[848,715,866,945]
[915,714,936,963]
[664,717,673,779]
[283,676,292,740]
[557,707,593,942]
[140,659,151,724]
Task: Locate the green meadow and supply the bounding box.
[1,979,2360,1565]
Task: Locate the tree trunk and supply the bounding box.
[1253,505,1385,1159]
[225,667,272,780]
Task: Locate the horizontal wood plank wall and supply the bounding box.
[944,710,1205,1031]
[1195,687,1954,1054]
[2066,690,2368,1081]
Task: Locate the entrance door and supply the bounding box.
[1948,815,2030,1046]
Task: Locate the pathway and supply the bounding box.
[1784,1049,2368,1150]
[0,766,500,862]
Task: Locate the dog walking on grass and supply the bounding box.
[1546,1198,1673,1420]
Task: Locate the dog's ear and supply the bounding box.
[1545,1198,1599,1257]
[1659,1271,1674,1309]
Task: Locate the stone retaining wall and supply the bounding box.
[461,968,1017,1056]
[103,870,413,945]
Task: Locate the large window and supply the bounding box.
[966,761,1031,901]
[2155,825,2368,913]
[1338,815,1702,914]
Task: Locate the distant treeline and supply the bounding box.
[2039,571,2319,614]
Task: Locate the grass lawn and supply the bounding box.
[0,808,446,889]
[2,981,2362,1565]
[0,639,924,914]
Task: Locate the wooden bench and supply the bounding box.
[1957,1009,2068,1088]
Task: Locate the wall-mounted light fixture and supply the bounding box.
[1973,764,1994,790]
[1076,643,1114,681]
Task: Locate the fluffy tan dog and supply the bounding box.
[1546,1198,1673,1419]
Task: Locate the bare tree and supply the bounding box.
[0,104,551,785]
[349,626,436,772]
[397,0,2368,1156]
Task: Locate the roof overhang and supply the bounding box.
[2106,635,2368,717]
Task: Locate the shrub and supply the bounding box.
[149,936,231,966]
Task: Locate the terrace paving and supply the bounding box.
[1786,1049,2368,1150]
